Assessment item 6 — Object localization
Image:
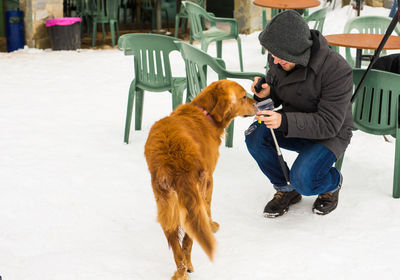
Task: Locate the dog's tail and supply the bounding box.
[152,161,216,261]
[176,173,216,261]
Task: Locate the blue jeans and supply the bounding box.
[245,122,341,196]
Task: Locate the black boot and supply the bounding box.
[312,176,343,215]
[263,190,302,218]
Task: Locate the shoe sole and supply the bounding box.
[312,201,338,215]
[263,194,302,218]
[313,176,342,215]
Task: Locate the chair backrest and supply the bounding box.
[76,0,85,16]
[118,33,180,90]
[106,0,119,20]
[178,0,205,15]
[352,68,400,135]
[344,16,400,35]
[344,16,400,66]
[190,0,205,6]
[175,40,228,101]
[183,0,205,8]
[182,1,210,40]
[304,7,329,33]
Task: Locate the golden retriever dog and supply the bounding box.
[144,80,256,279]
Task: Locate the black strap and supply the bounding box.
[350,9,400,103]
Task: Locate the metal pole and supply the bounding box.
[270,128,290,184]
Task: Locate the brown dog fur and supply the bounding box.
[144,80,256,280]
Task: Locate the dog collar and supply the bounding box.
[199,107,216,126]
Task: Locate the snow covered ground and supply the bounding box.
[1,4,399,280]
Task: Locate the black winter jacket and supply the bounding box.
[262,30,354,159]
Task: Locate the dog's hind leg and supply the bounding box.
[162,227,189,280]
[204,177,220,233]
[153,182,189,280]
[182,233,194,273]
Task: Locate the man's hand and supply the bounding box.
[251,76,271,99]
[255,111,282,129]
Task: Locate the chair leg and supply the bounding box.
[189,30,194,44]
[116,20,120,39]
[334,153,344,171]
[164,10,170,32]
[151,8,156,30]
[171,89,184,110]
[122,4,127,24]
[139,9,144,31]
[124,81,136,144]
[86,16,91,36]
[200,41,209,53]
[392,109,400,198]
[225,119,234,147]
[185,90,192,103]
[174,14,180,38]
[91,19,97,47]
[237,37,244,72]
[393,137,400,198]
[110,21,116,47]
[181,18,187,36]
[330,45,339,52]
[102,23,106,40]
[171,80,186,109]
[264,56,270,72]
[216,41,222,59]
[135,89,145,131]
[261,8,266,55]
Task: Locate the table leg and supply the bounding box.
[356,0,361,16]
[153,0,170,35]
[136,0,141,27]
[355,48,362,68]
[156,0,162,31]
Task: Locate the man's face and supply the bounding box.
[270,53,296,71]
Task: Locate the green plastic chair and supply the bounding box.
[118,33,187,143]
[343,16,400,67]
[76,0,92,37]
[335,69,400,198]
[140,0,173,32]
[174,0,206,40]
[182,1,244,72]
[175,40,265,147]
[304,7,329,33]
[87,0,120,47]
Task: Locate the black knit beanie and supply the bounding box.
[258,10,313,67]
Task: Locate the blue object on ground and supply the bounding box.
[5,10,25,52]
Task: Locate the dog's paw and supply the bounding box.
[171,270,189,280]
[187,262,194,273]
[210,221,220,233]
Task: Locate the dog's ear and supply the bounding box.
[210,94,231,124]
